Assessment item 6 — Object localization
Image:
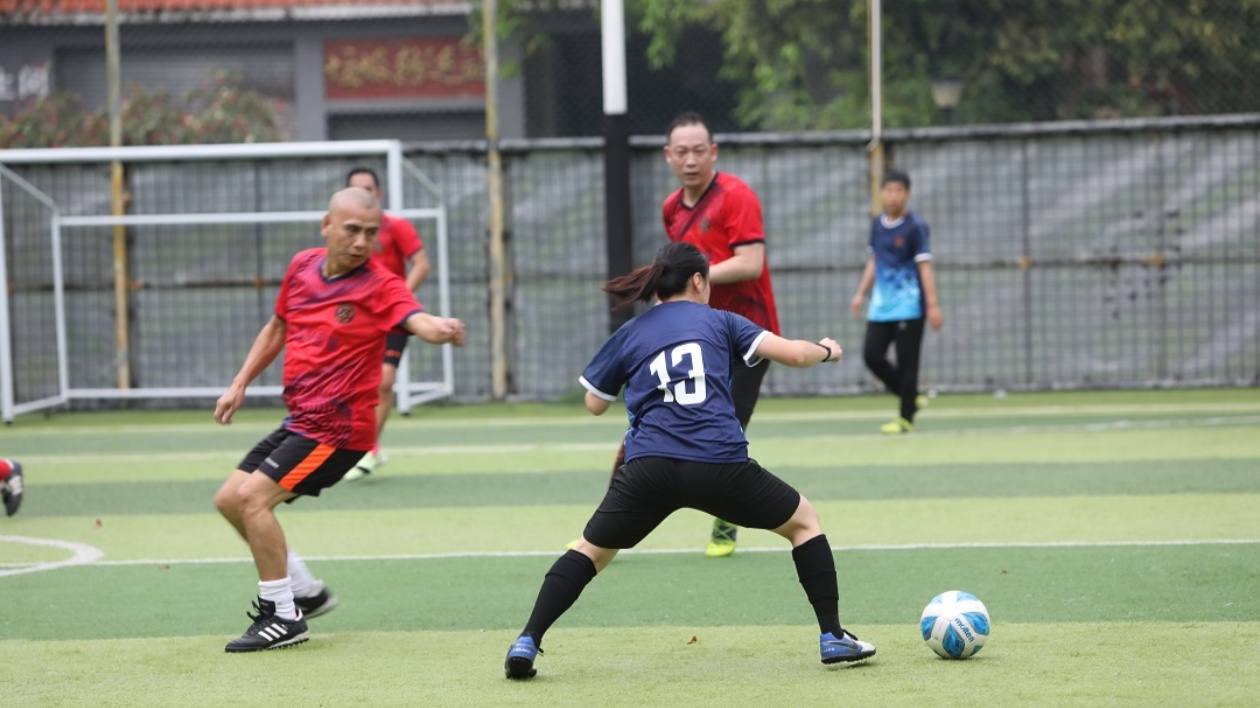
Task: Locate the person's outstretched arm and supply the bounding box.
[754,334,842,368]
[403,312,466,346]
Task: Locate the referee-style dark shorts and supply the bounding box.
[237,427,367,500]
[582,456,802,549]
[384,332,410,367]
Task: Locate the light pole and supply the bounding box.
[930,77,963,125]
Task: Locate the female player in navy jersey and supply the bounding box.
[503,242,875,679]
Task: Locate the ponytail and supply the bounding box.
[602,242,710,309]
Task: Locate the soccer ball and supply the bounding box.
[920,590,991,659]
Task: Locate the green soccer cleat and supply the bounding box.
[879,417,913,435]
[705,518,738,558]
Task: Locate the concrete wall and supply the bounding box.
[0,17,526,142]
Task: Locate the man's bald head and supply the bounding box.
[330,186,380,213]
[321,187,382,277]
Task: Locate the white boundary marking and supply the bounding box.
[0,536,105,577]
[61,538,1260,568]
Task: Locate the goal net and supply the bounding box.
[0,141,453,422]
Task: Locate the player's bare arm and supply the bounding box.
[403,311,467,346]
[850,259,876,317]
[754,334,842,368]
[707,242,765,284]
[584,391,612,416]
[405,249,430,292]
[918,260,943,331]
[215,315,287,425]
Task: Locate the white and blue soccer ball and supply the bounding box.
[920,590,991,659]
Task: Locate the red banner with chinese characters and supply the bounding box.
[324,38,485,101]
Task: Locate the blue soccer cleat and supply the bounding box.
[504,635,542,679]
[820,630,876,664]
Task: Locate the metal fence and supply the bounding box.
[2,114,1255,414]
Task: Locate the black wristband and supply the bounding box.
[816,341,832,362]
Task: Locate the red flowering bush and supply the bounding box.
[0,71,288,148]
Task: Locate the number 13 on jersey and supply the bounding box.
[649,343,707,405]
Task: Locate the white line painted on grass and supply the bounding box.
[0,536,105,577]
[78,538,1260,568]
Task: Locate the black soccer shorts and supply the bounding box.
[237,427,367,499]
[582,456,801,549]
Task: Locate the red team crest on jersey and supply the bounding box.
[894,236,905,248]
[335,303,356,324]
[700,216,711,233]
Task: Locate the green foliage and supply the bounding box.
[0,71,288,148]
[625,0,1260,130]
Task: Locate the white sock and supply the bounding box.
[258,577,298,620]
[287,551,321,598]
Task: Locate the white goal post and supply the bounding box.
[0,140,453,423]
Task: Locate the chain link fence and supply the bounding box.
[3,117,1257,407]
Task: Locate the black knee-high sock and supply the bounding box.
[792,534,843,636]
[521,550,598,645]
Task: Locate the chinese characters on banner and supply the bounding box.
[324,38,485,101]
[0,63,50,103]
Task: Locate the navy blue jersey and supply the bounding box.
[580,301,769,464]
[867,212,932,322]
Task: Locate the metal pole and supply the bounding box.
[483,0,509,399]
[0,183,14,423]
[106,0,131,389]
[602,0,633,333]
[868,0,884,217]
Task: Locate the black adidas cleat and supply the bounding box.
[225,598,309,653]
[294,585,339,619]
[1,461,23,517]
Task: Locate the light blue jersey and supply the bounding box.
[867,212,931,322]
[579,301,769,464]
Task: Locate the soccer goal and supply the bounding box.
[0,140,453,423]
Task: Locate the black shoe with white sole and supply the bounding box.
[225,598,309,653]
[294,586,339,619]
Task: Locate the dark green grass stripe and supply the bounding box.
[2,544,1255,641]
[5,412,1258,457]
[18,458,1260,517]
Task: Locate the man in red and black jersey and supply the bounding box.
[342,167,431,480]
[212,187,465,653]
[661,112,780,558]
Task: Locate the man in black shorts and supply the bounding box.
[343,167,431,480]
[213,187,464,652]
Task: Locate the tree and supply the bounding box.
[633,0,1260,128]
[470,1,1260,131]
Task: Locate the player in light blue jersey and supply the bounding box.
[504,242,876,680]
[850,170,943,434]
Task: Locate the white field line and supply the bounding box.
[10,401,1260,437]
[21,414,1260,465]
[0,536,105,577]
[2,538,1254,575]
